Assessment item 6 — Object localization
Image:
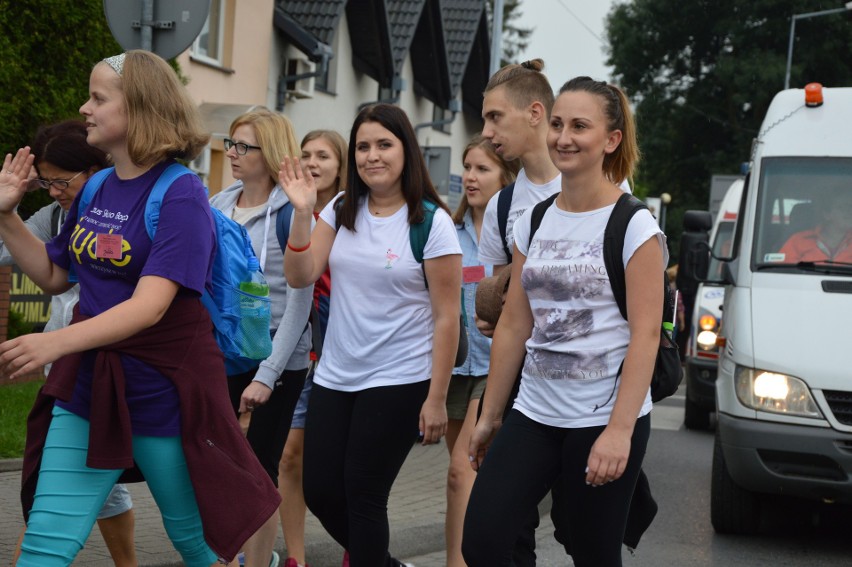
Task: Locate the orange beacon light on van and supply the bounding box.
[805,83,823,107]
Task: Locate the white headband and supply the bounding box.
[102,53,126,76]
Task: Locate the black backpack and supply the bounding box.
[496,181,516,263]
[529,192,683,403]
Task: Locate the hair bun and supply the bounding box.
[520,59,544,72]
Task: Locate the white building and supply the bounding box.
[177,0,492,208]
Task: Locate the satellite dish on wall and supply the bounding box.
[103,0,210,61]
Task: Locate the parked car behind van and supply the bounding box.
[683,179,743,430]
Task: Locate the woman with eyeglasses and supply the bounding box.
[1,119,139,567]
[210,108,313,567]
[0,50,279,567]
[0,121,109,334]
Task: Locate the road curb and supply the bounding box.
[0,459,22,473]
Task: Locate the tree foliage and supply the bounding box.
[0,0,121,218]
[604,0,852,255]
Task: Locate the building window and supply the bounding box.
[192,0,224,64]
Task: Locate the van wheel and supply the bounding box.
[684,396,710,430]
[711,430,761,534]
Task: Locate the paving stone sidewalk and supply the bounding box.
[0,443,450,566]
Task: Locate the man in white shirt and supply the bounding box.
[477,65,561,274]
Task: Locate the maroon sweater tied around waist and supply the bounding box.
[21,298,280,562]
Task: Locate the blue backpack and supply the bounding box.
[75,163,273,375]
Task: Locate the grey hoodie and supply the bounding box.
[209,181,313,388]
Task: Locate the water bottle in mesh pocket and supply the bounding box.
[236,287,272,361]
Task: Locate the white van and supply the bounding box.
[688,84,852,534]
[684,179,743,430]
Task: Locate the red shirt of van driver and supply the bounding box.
[780,227,852,263]
[780,193,852,263]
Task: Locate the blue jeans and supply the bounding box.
[18,407,218,567]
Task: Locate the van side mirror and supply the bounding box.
[677,210,713,288]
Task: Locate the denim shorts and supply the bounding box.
[290,368,314,429]
[97,483,133,520]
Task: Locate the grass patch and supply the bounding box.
[0,380,43,458]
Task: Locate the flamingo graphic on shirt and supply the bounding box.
[385,248,400,269]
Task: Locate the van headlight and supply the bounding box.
[696,330,718,350]
[696,315,719,351]
[734,366,821,418]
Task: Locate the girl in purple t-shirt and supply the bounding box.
[0,51,278,566]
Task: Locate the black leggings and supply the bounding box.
[462,411,651,567]
[228,367,308,486]
[303,381,430,567]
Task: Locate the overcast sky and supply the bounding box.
[515,0,617,89]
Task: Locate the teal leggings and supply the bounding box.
[17,407,218,567]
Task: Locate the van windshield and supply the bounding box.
[753,157,852,272]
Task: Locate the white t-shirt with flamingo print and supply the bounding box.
[315,195,462,391]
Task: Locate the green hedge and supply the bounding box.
[0,0,121,219]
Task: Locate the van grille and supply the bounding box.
[823,390,852,426]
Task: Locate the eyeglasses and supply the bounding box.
[35,170,85,191]
[224,138,262,155]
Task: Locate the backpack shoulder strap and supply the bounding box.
[496,182,515,263]
[333,197,344,231]
[68,167,115,283]
[410,200,437,288]
[529,193,559,245]
[604,193,648,321]
[50,204,63,239]
[275,201,295,252]
[76,167,115,216]
[409,200,437,263]
[144,163,194,238]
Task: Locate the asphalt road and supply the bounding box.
[538,394,852,566]
[406,390,852,566]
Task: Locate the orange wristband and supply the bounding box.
[287,240,311,253]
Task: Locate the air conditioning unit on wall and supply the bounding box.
[285,57,315,99]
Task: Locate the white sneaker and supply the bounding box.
[269,551,280,567]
